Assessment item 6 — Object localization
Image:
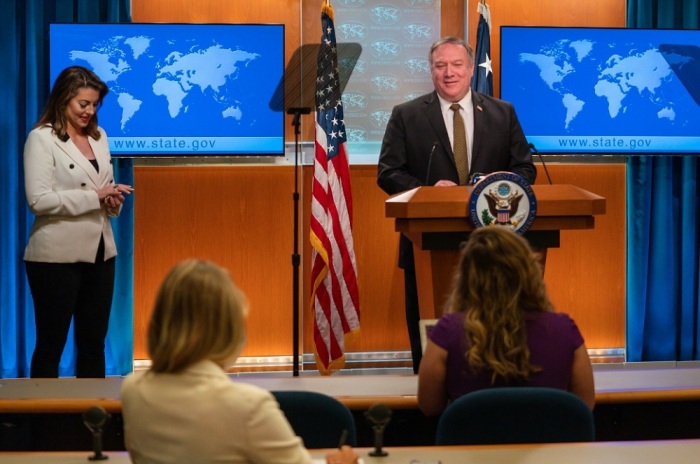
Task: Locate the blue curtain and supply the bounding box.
[0,0,133,378]
[626,0,700,361]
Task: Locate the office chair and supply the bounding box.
[272,390,357,449]
[436,387,595,445]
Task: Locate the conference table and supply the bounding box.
[2,440,700,463]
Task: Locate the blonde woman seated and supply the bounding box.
[121,260,357,464]
[418,227,595,416]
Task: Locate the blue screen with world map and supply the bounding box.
[500,27,700,155]
[50,23,285,156]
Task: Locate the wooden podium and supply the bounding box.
[385,184,606,319]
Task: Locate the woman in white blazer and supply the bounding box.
[23,66,133,378]
[121,260,358,464]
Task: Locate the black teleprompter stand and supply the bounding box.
[287,106,311,377]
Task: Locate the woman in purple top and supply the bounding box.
[417,227,595,416]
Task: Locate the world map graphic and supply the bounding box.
[51,24,285,151]
[70,36,259,136]
[501,28,700,153]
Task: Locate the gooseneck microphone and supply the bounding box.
[424,142,439,186]
[365,402,392,457]
[83,405,111,461]
[529,143,553,185]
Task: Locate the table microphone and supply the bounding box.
[83,405,110,461]
[529,143,553,184]
[365,402,392,457]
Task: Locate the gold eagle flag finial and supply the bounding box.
[322,0,334,20]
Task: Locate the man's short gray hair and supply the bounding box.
[429,36,475,66]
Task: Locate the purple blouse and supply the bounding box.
[428,311,584,401]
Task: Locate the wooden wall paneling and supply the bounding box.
[133,164,627,360]
[133,166,297,359]
[536,163,627,349]
[441,0,466,38]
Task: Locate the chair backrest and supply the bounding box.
[272,390,357,449]
[436,387,595,445]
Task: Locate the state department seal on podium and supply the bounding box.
[468,171,537,234]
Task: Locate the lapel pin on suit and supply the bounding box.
[477,105,483,112]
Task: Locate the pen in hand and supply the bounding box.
[328,428,358,464]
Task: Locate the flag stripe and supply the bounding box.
[311,145,358,360]
[310,2,360,375]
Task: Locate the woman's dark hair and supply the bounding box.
[34,65,108,140]
[445,226,553,383]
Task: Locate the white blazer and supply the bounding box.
[23,125,121,263]
[121,360,312,464]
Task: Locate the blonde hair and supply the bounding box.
[147,260,248,373]
[445,226,552,383]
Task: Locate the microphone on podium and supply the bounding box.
[83,405,110,461]
[469,172,486,185]
[424,142,439,186]
[529,143,553,185]
[365,402,392,457]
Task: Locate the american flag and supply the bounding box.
[472,1,493,96]
[310,0,360,375]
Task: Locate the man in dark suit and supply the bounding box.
[377,36,536,373]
